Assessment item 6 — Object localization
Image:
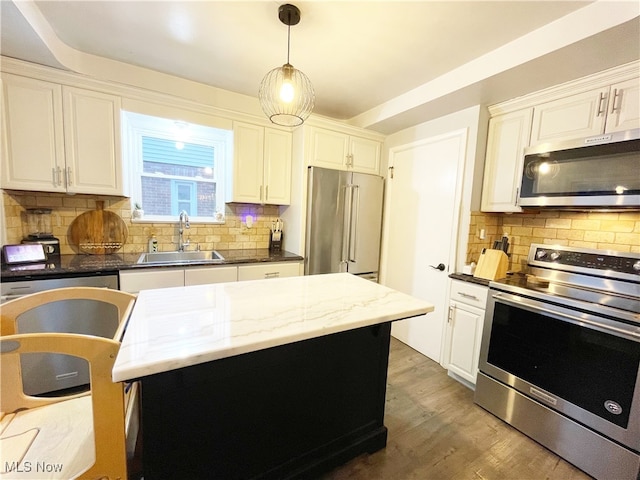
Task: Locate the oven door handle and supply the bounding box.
[492,293,640,341]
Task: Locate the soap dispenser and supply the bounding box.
[148,235,158,253]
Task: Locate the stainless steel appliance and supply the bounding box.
[519,128,640,209]
[475,244,640,480]
[305,166,384,281]
[0,274,120,395]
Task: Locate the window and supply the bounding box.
[122,111,232,223]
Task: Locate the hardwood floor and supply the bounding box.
[320,337,593,480]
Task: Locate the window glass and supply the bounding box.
[122,111,231,222]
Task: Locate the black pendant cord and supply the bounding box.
[286,15,291,64]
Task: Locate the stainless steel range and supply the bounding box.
[475,244,640,480]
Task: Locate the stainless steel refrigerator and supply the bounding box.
[305,166,384,280]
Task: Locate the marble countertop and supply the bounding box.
[0,249,303,281]
[112,273,434,382]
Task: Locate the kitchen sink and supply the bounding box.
[137,250,225,265]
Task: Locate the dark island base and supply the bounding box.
[141,322,392,479]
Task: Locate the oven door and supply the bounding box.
[479,289,640,451]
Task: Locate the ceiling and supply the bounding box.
[1,1,639,134]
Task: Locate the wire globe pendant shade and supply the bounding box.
[259,4,315,127]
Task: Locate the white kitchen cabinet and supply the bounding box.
[119,268,184,294]
[604,78,640,133]
[530,79,640,145]
[480,108,532,212]
[62,87,123,194]
[237,262,301,281]
[308,126,380,174]
[444,280,488,387]
[1,74,65,192]
[1,73,125,194]
[227,122,292,205]
[184,266,238,286]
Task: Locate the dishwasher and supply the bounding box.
[1,274,120,396]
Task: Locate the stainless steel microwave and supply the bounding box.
[518,129,640,209]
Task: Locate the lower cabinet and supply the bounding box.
[119,268,184,294]
[443,279,488,387]
[237,262,302,281]
[184,266,238,286]
[119,262,302,293]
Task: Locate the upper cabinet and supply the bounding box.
[481,109,532,213]
[530,79,640,145]
[307,126,381,174]
[227,122,292,205]
[1,73,125,195]
[481,62,639,212]
[604,78,640,133]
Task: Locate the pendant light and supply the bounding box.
[259,4,315,127]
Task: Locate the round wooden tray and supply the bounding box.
[69,201,128,254]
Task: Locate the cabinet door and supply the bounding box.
[184,266,238,286]
[119,269,184,294]
[446,301,485,385]
[349,136,380,174]
[530,88,607,145]
[63,87,123,195]
[237,262,301,281]
[229,122,264,203]
[480,109,532,212]
[308,127,349,170]
[263,128,292,205]
[1,74,65,192]
[605,78,640,133]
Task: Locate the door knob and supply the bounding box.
[430,263,446,271]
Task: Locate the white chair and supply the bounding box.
[0,287,136,480]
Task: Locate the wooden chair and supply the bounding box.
[0,287,136,480]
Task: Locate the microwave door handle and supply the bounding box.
[492,293,640,340]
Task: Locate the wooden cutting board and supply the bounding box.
[69,201,127,254]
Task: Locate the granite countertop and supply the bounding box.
[448,272,490,287]
[112,273,434,382]
[0,249,303,281]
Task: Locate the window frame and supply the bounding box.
[122,111,231,224]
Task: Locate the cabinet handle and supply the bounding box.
[447,305,454,324]
[458,292,479,301]
[264,272,279,279]
[346,153,353,167]
[56,166,63,186]
[610,88,621,114]
[259,185,263,202]
[596,92,607,117]
[265,185,269,201]
[66,166,72,187]
[515,187,519,207]
[52,168,57,186]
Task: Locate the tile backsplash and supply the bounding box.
[2,191,280,254]
[467,210,640,272]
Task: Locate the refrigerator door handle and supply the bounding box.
[349,185,360,263]
[341,184,353,264]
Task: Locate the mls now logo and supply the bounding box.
[4,461,64,473]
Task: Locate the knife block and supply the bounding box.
[473,249,509,280]
[269,231,283,252]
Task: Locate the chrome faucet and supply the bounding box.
[178,210,190,252]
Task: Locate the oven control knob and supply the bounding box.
[633,261,640,272]
[550,252,561,261]
[536,250,547,260]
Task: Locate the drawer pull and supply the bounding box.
[264,272,280,279]
[458,292,479,301]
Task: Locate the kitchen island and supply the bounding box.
[113,273,434,479]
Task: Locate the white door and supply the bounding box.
[382,130,467,363]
